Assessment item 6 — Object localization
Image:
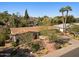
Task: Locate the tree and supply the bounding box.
[53,16,62,24]
[59,6,72,33]
[10,13,20,27]
[20,17,28,27]
[37,17,43,26]
[24,9,29,19]
[59,7,65,32]
[66,15,76,23]
[24,9,30,27]
[0,11,11,27]
[64,6,72,32]
[42,16,51,26]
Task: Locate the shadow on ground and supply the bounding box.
[0,47,35,57]
[61,47,79,57]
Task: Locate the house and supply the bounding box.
[10,26,55,41]
[54,23,79,32]
[53,24,70,32]
[10,23,79,41]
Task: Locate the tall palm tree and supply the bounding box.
[64,6,72,32]
[59,6,72,33]
[59,7,65,32]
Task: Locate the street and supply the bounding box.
[61,48,79,57]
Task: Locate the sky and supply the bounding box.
[0,2,79,17]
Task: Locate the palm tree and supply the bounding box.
[64,6,72,32]
[59,6,72,33]
[59,7,65,32]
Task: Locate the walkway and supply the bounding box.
[43,39,56,53]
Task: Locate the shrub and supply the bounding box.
[3,27,10,40]
[40,29,49,36]
[55,38,70,45]
[31,42,40,52]
[12,42,18,47]
[0,33,6,46]
[12,39,20,47]
[54,43,62,49]
[68,25,79,33]
[40,29,59,43]
[54,37,70,49]
[18,32,33,45]
[49,33,58,42]
[48,30,59,42]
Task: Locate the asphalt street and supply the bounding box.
[61,48,79,57]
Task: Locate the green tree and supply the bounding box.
[37,17,43,26]
[53,16,62,24]
[64,6,72,32]
[24,9,29,27]
[66,15,76,23]
[24,9,29,19]
[42,16,51,26]
[59,6,72,33]
[10,13,20,27]
[59,7,65,32]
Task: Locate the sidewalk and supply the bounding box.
[44,39,79,57]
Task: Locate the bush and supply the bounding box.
[40,29,59,43]
[0,33,6,46]
[54,43,62,49]
[49,33,58,42]
[54,37,70,49]
[31,43,40,52]
[3,27,10,40]
[12,42,17,47]
[55,38,70,45]
[68,25,79,33]
[12,39,20,47]
[18,32,33,45]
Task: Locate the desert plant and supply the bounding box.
[12,42,17,47]
[31,42,41,52]
[55,38,70,44]
[49,33,58,42]
[18,32,33,45]
[54,37,70,49]
[0,33,6,46]
[69,25,79,33]
[40,29,59,43]
[54,43,62,49]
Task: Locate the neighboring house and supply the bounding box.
[53,24,70,32]
[53,23,79,32]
